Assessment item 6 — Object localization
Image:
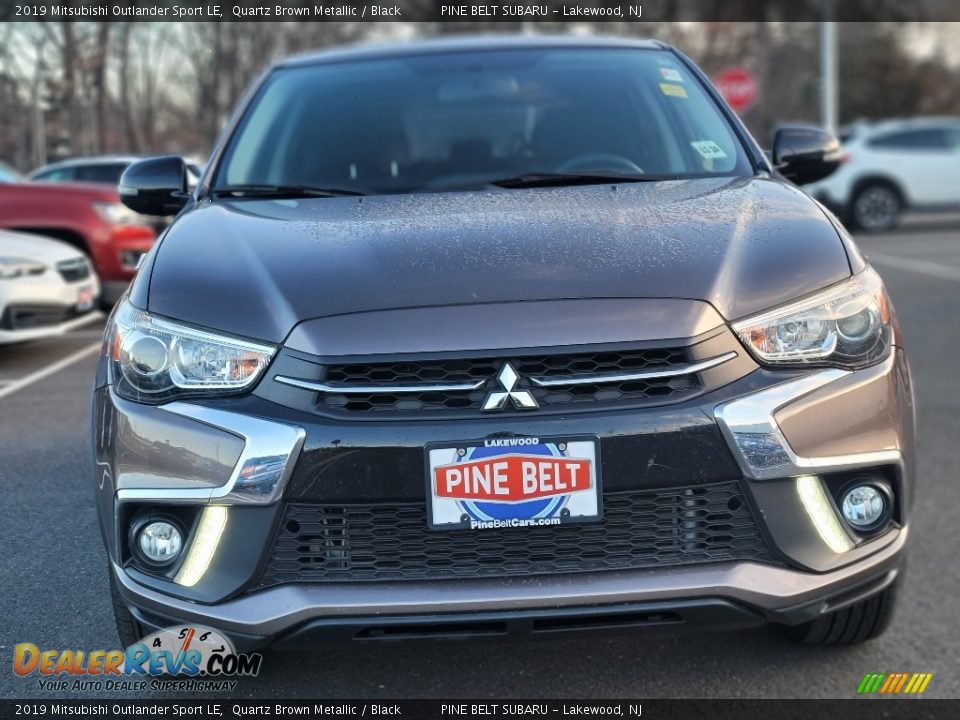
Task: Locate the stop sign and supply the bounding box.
[714,68,757,113]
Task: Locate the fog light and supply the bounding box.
[138,521,183,565]
[841,485,887,530]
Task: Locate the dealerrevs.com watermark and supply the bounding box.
[13,625,262,693]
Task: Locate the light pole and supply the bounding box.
[820,0,838,133]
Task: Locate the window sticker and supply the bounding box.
[659,83,688,99]
[691,140,729,160]
[660,68,684,82]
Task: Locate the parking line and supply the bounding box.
[0,342,101,402]
[867,252,960,282]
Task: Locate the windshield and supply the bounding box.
[215,48,752,196]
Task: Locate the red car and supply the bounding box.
[0,181,156,304]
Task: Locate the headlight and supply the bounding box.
[0,257,46,280]
[92,201,150,226]
[108,300,275,403]
[732,267,892,369]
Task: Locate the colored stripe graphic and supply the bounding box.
[857,673,882,694]
[880,674,897,693]
[857,672,934,695]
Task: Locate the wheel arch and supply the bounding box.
[850,174,909,209]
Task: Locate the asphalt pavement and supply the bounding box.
[1,214,958,700]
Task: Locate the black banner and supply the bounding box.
[2,700,959,719]
[2,0,960,22]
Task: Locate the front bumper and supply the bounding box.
[0,270,102,344]
[95,350,914,648]
[113,540,904,650]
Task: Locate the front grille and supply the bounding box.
[318,347,697,416]
[257,481,773,586]
[56,258,91,283]
[0,304,76,330]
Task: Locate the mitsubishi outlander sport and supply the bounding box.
[95,37,914,651]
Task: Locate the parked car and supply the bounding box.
[96,37,912,654]
[29,155,143,185]
[807,116,960,231]
[0,181,156,304]
[30,155,205,188]
[0,228,101,344]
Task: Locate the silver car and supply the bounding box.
[0,229,101,344]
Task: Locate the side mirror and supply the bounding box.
[118,156,190,215]
[772,125,843,186]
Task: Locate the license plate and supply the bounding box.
[76,285,95,312]
[425,435,601,531]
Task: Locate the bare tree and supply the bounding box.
[91,22,111,153]
[117,22,141,153]
[60,22,81,154]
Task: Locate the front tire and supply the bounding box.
[849,183,902,233]
[109,565,147,648]
[785,577,900,646]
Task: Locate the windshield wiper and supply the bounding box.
[488,172,666,189]
[211,184,365,198]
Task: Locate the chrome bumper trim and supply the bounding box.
[714,367,902,480]
[115,403,305,505]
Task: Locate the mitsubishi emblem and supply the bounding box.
[482,362,539,411]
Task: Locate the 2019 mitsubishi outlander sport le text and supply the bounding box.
[95,37,914,652]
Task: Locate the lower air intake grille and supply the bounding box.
[257,481,773,586]
[0,304,77,330]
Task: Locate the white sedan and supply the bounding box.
[0,229,101,344]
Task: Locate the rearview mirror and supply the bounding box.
[772,125,843,186]
[118,156,190,216]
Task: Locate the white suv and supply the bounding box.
[807,117,960,232]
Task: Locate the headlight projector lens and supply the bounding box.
[123,333,168,377]
[836,307,878,343]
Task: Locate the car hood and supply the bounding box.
[0,229,88,264]
[148,176,851,344]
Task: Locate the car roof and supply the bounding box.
[31,155,141,173]
[861,116,960,135]
[279,35,670,69]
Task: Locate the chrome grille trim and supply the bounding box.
[529,351,738,387]
[273,352,735,396]
[274,376,486,395]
